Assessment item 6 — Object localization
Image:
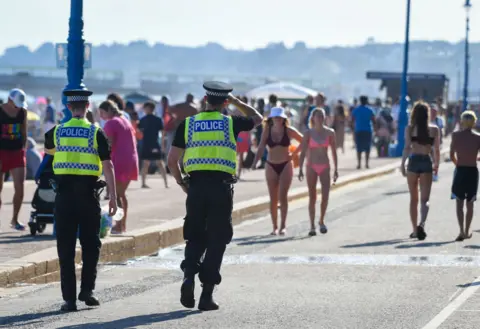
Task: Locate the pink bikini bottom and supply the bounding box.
[308,163,329,175]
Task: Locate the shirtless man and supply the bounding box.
[450,110,480,241]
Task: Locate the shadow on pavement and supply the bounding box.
[457,281,480,288]
[395,241,455,249]
[56,310,202,328]
[464,245,480,250]
[236,235,311,246]
[232,235,269,243]
[341,239,406,248]
[0,235,55,244]
[383,190,409,196]
[0,310,66,327]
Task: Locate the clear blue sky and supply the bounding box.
[2,0,479,52]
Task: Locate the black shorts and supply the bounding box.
[355,131,372,153]
[141,146,163,161]
[452,166,479,202]
[407,154,432,174]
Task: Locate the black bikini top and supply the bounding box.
[411,135,434,145]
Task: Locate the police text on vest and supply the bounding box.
[194,120,224,132]
[58,127,90,138]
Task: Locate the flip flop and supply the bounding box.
[409,232,417,239]
[308,229,317,236]
[279,228,286,236]
[319,224,328,234]
[270,229,278,236]
[11,223,25,231]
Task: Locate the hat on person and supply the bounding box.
[63,89,93,103]
[8,88,28,109]
[203,81,233,98]
[268,107,288,119]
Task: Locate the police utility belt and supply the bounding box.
[179,175,237,189]
[50,178,106,198]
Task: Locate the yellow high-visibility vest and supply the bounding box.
[183,111,237,175]
[53,118,102,176]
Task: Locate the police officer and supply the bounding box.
[167,81,263,311]
[44,89,117,312]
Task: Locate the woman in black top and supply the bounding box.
[400,101,440,240]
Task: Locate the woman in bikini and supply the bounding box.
[253,107,303,235]
[400,101,440,241]
[298,108,338,236]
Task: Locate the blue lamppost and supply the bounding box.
[463,0,472,112]
[60,0,86,123]
[395,0,411,156]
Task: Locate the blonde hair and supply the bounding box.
[309,107,325,129]
[461,110,477,129]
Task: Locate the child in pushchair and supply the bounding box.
[28,154,55,236]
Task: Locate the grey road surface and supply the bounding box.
[0,163,479,329]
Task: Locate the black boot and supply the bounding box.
[198,284,219,311]
[78,291,100,307]
[60,300,77,312]
[180,277,195,308]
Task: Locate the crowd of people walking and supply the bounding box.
[0,82,479,312]
[0,86,472,240]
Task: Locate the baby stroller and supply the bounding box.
[28,157,56,236]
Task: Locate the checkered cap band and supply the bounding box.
[67,95,89,102]
[205,90,229,97]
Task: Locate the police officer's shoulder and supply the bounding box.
[46,125,58,135]
[203,81,233,97]
[45,125,58,140]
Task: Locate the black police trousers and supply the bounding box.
[54,187,102,301]
[180,178,234,285]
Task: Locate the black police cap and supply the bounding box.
[203,81,233,98]
[63,89,93,103]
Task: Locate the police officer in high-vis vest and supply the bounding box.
[167,81,263,311]
[44,89,117,312]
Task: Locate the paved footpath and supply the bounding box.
[0,140,398,263]
[0,161,478,328]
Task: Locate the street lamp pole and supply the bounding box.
[61,0,86,123]
[463,0,471,112]
[395,0,411,156]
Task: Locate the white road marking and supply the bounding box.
[129,253,480,269]
[447,287,463,302]
[457,310,480,312]
[421,275,480,329]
